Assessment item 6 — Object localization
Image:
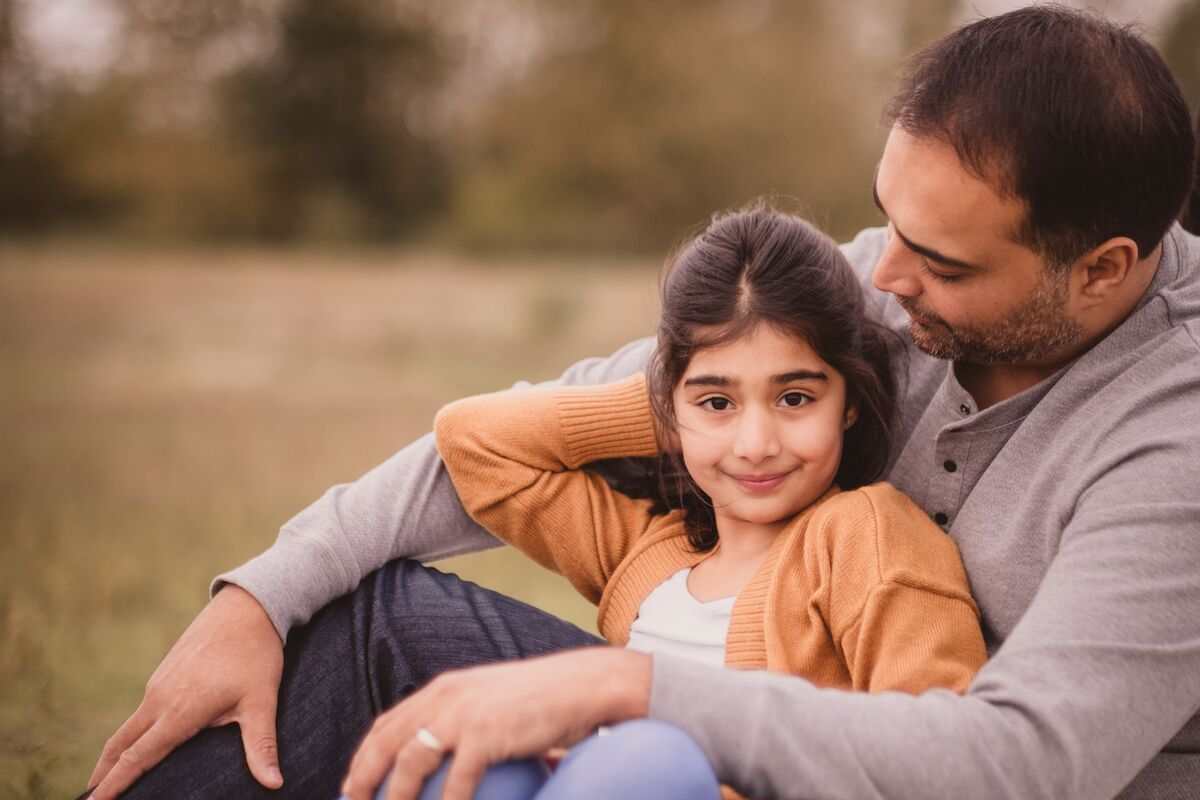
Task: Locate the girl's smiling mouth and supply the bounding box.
[725,470,794,493]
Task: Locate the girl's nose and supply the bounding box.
[871,225,923,299]
[731,407,782,463]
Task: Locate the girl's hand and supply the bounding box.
[340,647,651,800]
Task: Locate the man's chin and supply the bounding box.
[908,322,959,360]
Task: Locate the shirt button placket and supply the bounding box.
[931,435,967,530]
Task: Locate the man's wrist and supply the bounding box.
[590,647,652,723]
[213,582,284,647]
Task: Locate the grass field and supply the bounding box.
[0,242,661,798]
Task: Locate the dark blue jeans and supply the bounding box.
[99,559,604,799]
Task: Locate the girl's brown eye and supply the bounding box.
[702,397,731,411]
[781,392,810,407]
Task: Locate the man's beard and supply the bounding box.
[898,273,1086,364]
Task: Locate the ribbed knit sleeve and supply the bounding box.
[434,374,662,605]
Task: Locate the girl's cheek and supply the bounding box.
[678,435,713,464]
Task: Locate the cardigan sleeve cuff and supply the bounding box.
[555,373,661,466]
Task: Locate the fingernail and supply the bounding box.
[268,766,283,784]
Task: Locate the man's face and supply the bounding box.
[871,126,1085,366]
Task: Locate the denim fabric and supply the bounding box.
[90,559,602,799]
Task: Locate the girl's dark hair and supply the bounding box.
[644,203,899,551]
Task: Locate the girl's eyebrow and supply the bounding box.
[682,369,828,387]
[774,370,828,383]
[683,375,733,387]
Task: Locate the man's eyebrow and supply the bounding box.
[871,177,982,272]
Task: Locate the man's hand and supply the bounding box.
[87,584,286,799]
[341,647,652,800]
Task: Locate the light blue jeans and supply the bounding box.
[364,719,722,800]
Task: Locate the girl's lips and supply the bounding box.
[727,471,791,493]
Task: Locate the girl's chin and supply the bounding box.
[718,503,798,527]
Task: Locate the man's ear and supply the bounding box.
[844,404,859,430]
[1073,236,1139,309]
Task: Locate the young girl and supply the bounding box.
[417,206,985,799]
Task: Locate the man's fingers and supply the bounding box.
[87,704,155,790]
[87,718,193,800]
[345,715,409,800]
[383,735,447,800]
[237,700,284,789]
[439,745,489,800]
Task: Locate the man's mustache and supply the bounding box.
[896,297,949,328]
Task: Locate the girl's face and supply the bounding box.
[671,323,857,541]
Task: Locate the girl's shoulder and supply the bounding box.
[805,483,971,591]
[807,482,926,531]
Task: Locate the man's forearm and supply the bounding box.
[650,559,1200,800]
[214,337,657,641]
[651,657,1008,799]
[211,432,499,639]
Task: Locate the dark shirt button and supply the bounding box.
[934,512,949,525]
[944,460,958,473]
[959,404,971,415]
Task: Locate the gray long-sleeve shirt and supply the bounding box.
[216,225,1200,799]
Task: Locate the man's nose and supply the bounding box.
[872,227,922,298]
[732,407,782,463]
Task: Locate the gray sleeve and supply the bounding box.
[213,336,656,641]
[649,407,1200,799]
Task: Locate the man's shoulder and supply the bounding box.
[1157,224,1200,325]
[1054,226,1200,413]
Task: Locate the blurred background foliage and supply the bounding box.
[4,0,1193,252]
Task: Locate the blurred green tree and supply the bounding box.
[0,0,96,232]
[445,0,957,252]
[1163,0,1200,109]
[222,0,450,240]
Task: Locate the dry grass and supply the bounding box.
[0,242,660,798]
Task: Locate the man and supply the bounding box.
[87,7,1199,799]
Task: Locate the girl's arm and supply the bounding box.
[813,484,987,694]
[434,373,663,605]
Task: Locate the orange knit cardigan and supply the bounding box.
[434,374,986,695]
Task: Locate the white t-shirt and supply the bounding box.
[625,567,735,668]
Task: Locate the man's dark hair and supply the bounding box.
[886,6,1196,267]
[1183,110,1200,236]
